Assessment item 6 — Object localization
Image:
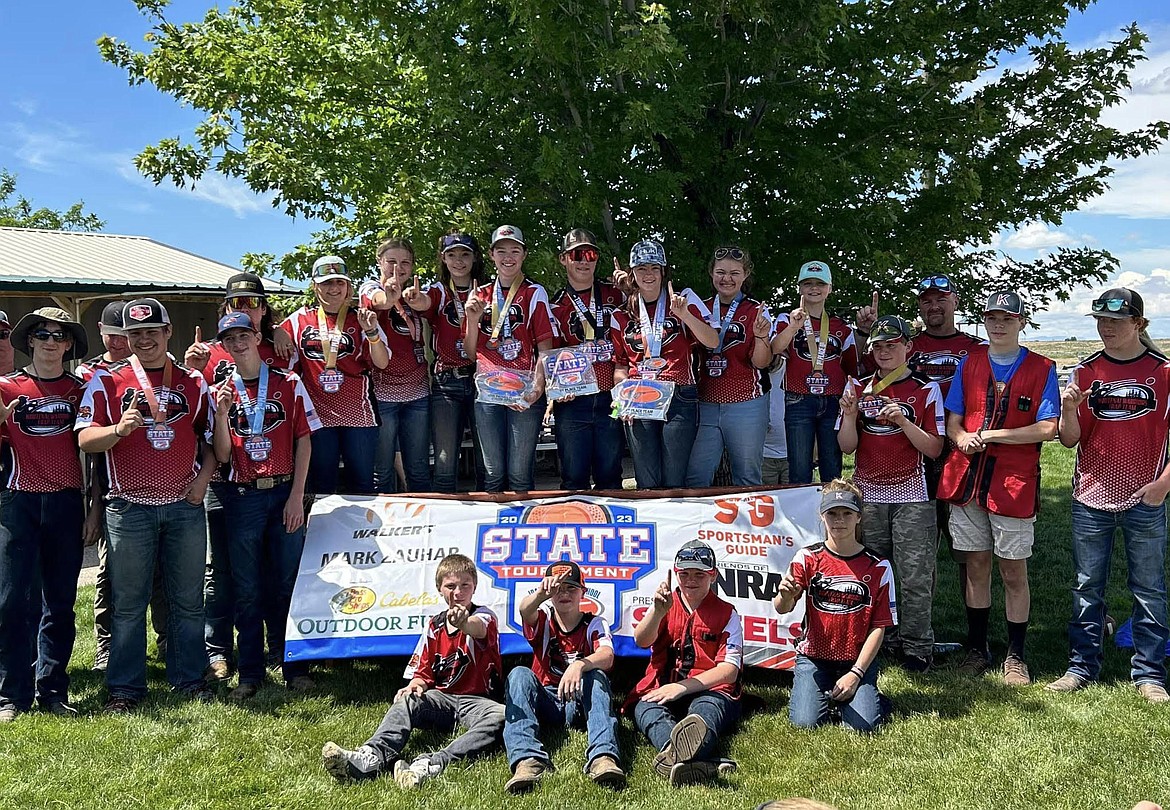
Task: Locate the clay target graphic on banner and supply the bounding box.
[522,501,612,614]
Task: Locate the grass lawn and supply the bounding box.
[3,443,1170,809]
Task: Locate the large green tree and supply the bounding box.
[100,0,1167,315]
[0,170,104,232]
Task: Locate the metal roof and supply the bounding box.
[0,227,300,295]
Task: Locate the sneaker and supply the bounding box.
[1136,682,1170,704]
[229,683,259,701]
[1002,654,1032,686]
[651,714,709,779]
[287,675,316,693]
[92,647,109,673]
[321,742,383,783]
[0,707,19,723]
[586,755,625,789]
[956,647,991,677]
[505,757,549,794]
[187,683,216,703]
[103,696,138,714]
[715,758,738,776]
[669,760,719,787]
[205,660,232,682]
[1046,672,1090,693]
[901,653,933,674]
[394,756,442,789]
[45,701,79,718]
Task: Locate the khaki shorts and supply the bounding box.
[948,502,1035,560]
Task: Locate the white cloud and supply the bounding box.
[106,151,273,219]
[1032,264,1170,339]
[1001,221,1088,251]
[3,121,85,172]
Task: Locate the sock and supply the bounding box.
[966,606,991,653]
[1006,619,1029,659]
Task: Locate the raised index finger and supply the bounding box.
[872,291,879,312]
[194,325,203,344]
[667,281,676,299]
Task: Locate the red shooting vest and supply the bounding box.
[938,346,1054,518]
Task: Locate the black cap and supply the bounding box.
[543,559,585,590]
[674,539,717,572]
[820,489,861,514]
[560,228,598,253]
[869,315,913,342]
[99,301,127,336]
[225,272,267,300]
[1089,287,1144,319]
[984,291,1025,317]
[122,298,171,330]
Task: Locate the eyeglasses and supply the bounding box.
[227,296,263,310]
[916,276,953,293]
[568,247,598,263]
[31,329,70,343]
[1092,298,1134,314]
[674,546,715,568]
[714,247,745,261]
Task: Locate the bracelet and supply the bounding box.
[363,329,379,338]
[849,666,865,679]
[113,425,125,438]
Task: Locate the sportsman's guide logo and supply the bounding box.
[476,500,657,634]
[10,396,76,436]
[1087,380,1157,421]
[808,572,870,614]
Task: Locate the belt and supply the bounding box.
[240,474,293,491]
[437,365,476,381]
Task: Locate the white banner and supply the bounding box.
[286,487,824,670]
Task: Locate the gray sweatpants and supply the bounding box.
[365,690,504,769]
[861,500,938,658]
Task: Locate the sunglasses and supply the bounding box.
[442,234,473,251]
[1091,298,1138,314]
[31,329,70,343]
[675,546,715,568]
[567,247,599,263]
[228,296,264,310]
[0,330,9,340]
[714,247,745,261]
[917,276,953,293]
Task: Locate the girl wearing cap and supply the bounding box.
[772,262,861,484]
[462,226,558,493]
[774,479,895,733]
[685,245,773,487]
[358,238,432,494]
[280,256,389,495]
[611,239,718,490]
[0,308,89,720]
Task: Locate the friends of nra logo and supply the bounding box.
[11,395,76,436]
[1087,379,1157,421]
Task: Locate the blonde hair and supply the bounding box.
[435,553,479,589]
[821,478,864,542]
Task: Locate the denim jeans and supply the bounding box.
[94,533,168,659]
[624,384,698,490]
[784,392,842,484]
[309,425,379,495]
[553,392,624,490]
[431,373,486,493]
[789,654,883,732]
[365,690,505,769]
[375,396,432,493]
[474,396,547,493]
[503,666,620,770]
[220,482,309,685]
[105,497,208,699]
[632,688,739,761]
[203,482,234,667]
[0,489,84,710]
[1068,499,1168,684]
[686,394,769,487]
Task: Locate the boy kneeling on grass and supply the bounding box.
[774,479,896,732]
[503,560,625,793]
[627,540,743,787]
[321,553,505,788]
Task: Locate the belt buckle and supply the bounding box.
[255,477,274,490]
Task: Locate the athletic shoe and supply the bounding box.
[1046,672,1089,693]
[669,760,719,787]
[229,683,259,701]
[103,696,138,714]
[1137,682,1170,704]
[901,653,933,674]
[652,714,709,779]
[45,701,79,717]
[586,755,626,789]
[205,660,232,682]
[956,647,991,677]
[394,756,442,789]
[0,707,19,723]
[1002,654,1032,686]
[322,742,383,782]
[92,647,109,673]
[505,757,549,794]
[715,758,738,776]
[288,675,316,693]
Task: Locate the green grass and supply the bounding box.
[3,443,1169,809]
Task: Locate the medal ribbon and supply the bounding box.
[393,301,421,343]
[316,303,349,370]
[129,355,173,424]
[711,293,743,353]
[637,292,667,360]
[232,363,269,438]
[802,313,831,371]
[490,274,524,342]
[448,281,471,324]
[864,363,908,396]
[566,283,601,341]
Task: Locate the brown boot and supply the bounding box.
[587,755,626,789]
[505,758,549,794]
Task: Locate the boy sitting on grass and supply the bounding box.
[503,560,625,793]
[321,553,505,788]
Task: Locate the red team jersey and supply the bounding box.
[358,280,430,402]
[776,313,859,396]
[550,282,625,391]
[405,606,503,697]
[279,307,383,428]
[790,543,897,663]
[469,277,558,371]
[839,372,945,503]
[696,295,769,403]
[1071,349,1170,512]
[76,354,118,384]
[422,282,477,375]
[0,372,85,492]
[524,608,613,687]
[76,360,210,505]
[610,299,708,386]
[907,331,984,395]
[208,368,322,484]
[200,339,296,387]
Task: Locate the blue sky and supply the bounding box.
[2,1,1169,337]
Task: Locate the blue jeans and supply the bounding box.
[784,392,842,485]
[686,394,769,487]
[203,482,234,667]
[503,666,620,770]
[431,373,486,493]
[553,392,624,490]
[789,654,883,733]
[623,384,698,490]
[105,498,208,699]
[375,396,432,493]
[632,689,739,760]
[220,483,309,684]
[1068,499,1168,684]
[0,489,84,710]
[474,396,547,493]
[309,425,379,495]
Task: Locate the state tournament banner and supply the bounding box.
[286,487,824,670]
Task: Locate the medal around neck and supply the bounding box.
[611,379,675,421]
[475,358,537,408]
[541,347,599,402]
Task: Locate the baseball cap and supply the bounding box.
[798,261,832,285]
[441,232,478,253]
[122,298,171,330]
[216,311,257,338]
[1089,287,1144,319]
[225,272,267,300]
[543,559,585,590]
[311,256,351,283]
[916,275,955,296]
[629,239,666,268]
[983,291,1025,317]
[674,539,717,572]
[99,301,127,336]
[560,228,598,253]
[869,315,913,343]
[0,310,10,328]
[820,489,861,514]
[490,225,525,248]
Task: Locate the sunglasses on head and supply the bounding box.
[228,296,264,310]
[567,246,599,263]
[714,247,745,261]
[675,547,715,567]
[917,276,953,293]
[1092,298,1134,314]
[32,329,70,343]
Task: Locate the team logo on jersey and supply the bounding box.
[623,316,684,353]
[10,395,76,436]
[211,359,236,384]
[120,388,190,424]
[329,586,376,615]
[227,397,287,436]
[299,326,355,361]
[791,329,843,362]
[717,321,748,352]
[389,309,416,337]
[429,646,471,689]
[859,401,914,435]
[1087,379,1157,421]
[478,303,525,335]
[807,572,871,614]
[910,351,964,381]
